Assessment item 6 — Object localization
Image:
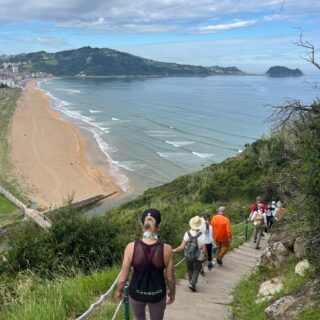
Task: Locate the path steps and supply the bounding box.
[165,236,268,320]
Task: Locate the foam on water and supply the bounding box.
[165,141,195,148]
[84,127,130,192]
[57,88,82,94]
[89,109,103,114]
[192,152,214,158]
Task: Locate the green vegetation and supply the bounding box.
[10,47,243,76]
[0,88,21,173]
[0,195,20,228]
[232,260,311,320]
[0,268,121,320]
[0,88,29,224]
[297,303,320,320]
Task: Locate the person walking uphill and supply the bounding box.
[173,216,207,292]
[117,208,175,320]
[211,206,232,265]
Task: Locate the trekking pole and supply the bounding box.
[124,282,130,320]
[245,219,249,242]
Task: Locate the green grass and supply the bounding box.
[0,88,30,206]
[297,303,320,320]
[0,88,21,173]
[232,260,311,320]
[0,194,21,228]
[0,268,121,320]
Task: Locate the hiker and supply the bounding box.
[117,208,175,320]
[210,206,232,265]
[173,216,207,292]
[250,203,267,249]
[265,202,275,231]
[274,201,284,221]
[200,213,215,275]
[249,196,266,220]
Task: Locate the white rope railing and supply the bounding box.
[76,273,120,320]
[174,257,186,267]
[232,221,246,228]
[111,300,123,320]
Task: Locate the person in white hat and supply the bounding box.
[173,216,207,292]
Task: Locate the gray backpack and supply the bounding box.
[184,231,201,262]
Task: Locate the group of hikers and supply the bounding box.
[249,196,284,249]
[117,196,284,320]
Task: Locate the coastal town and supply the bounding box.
[0,60,51,88]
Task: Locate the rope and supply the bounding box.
[111,300,123,320]
[174,257,185,267]
[232,221,246,228]
[76,273,120,320]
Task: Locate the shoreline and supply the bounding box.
[9,81,122,210]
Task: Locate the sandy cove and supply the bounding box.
[9,81,121,209]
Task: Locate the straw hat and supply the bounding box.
[189,216,205,230]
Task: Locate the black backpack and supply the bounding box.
[184,231,201,262]
[129,243,166,303]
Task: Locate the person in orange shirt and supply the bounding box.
[210,206,232,265]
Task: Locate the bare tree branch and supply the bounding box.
[294,31,320,70]
[267,98,320,128]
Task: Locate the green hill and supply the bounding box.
[9,46,244,76]
[266,66,304,77]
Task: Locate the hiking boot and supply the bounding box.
[208,261,215,270]
[200,267,204,276]
[255,246,261,250]
[189,284,196,292]
[216,257,223,265]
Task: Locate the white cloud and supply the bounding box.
[0,0,319,33]
[36,37,69,49]
[196,19,257,33]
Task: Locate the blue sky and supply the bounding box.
[0,0,319,74]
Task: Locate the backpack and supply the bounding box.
[254,211,264,226]
[129,242,166,303]
[184,231,201,262]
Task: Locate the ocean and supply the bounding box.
[39,75,319,208]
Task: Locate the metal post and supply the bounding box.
[124,283,130,320]
[245,219,249,242]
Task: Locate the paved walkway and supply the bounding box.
[165,236,268,320]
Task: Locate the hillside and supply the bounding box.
[9,46,244,76]
[266,66,304,77]
[0,86,319,318]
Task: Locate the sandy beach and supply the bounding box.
[9,81,121,209]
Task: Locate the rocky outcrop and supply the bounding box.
[259,223,307,268]
[295,259,310,277]
[293,237,307,259]
[260,241,294,268]
[264,280,319,319]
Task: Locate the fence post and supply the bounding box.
[245,219,249,242]
[124,283,130,320]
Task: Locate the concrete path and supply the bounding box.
[165,236,268,320]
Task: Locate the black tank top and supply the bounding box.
[129,240,166,302]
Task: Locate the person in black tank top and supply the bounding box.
[117,208,175,320]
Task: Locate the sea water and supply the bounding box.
[39,75,319,204]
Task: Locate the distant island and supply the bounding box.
[6,46,245,77]
[266,66,304,77]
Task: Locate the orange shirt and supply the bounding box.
[211,214,231,243]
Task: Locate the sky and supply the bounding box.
[0,0,319,74]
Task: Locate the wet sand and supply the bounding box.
[9,81,121,209]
